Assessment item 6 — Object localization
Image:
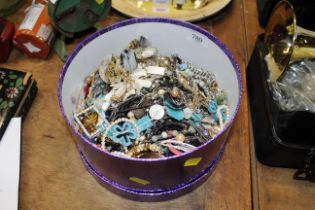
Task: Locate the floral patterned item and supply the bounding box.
[0,68,37,141]
[74,105,108,139]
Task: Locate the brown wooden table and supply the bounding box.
[0,0,314,209]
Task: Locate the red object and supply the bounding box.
[0,17,15,63]
[167,142,182,155]
[13,4,54,59]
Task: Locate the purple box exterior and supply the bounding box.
[58,18,242,201]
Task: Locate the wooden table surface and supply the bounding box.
[1,0,314,209]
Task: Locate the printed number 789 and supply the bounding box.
[192,34,203,43]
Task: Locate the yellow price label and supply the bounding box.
[129,177,150,185]
[184,157,202,167]
[95,0,104,5]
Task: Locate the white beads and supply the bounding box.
[183,108,193,119]
[149,104,165,120]
[161,132,168,138]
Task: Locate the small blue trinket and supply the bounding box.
[185,69,193,76]
[136,115,154,133]
[208,100,218,113]
[164,100,184,121]
[192,113,203,122]
[188,119,196,127]
[164,99,178,109]
[165,106,185,121]
[179,63,188,71]
[212,113,218,121]
[221,109,227,122]
[107,121,137,147]
[97,122,107,132]
[213,109,227,122]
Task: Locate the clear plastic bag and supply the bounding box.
[268,59,315,113]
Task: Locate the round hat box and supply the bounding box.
[58,18,242,201]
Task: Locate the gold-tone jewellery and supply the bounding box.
[74,36,229,158]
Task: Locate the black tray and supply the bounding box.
[247,34,315,181]
[0,68,37,141]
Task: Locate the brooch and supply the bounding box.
[104,118,139,147]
